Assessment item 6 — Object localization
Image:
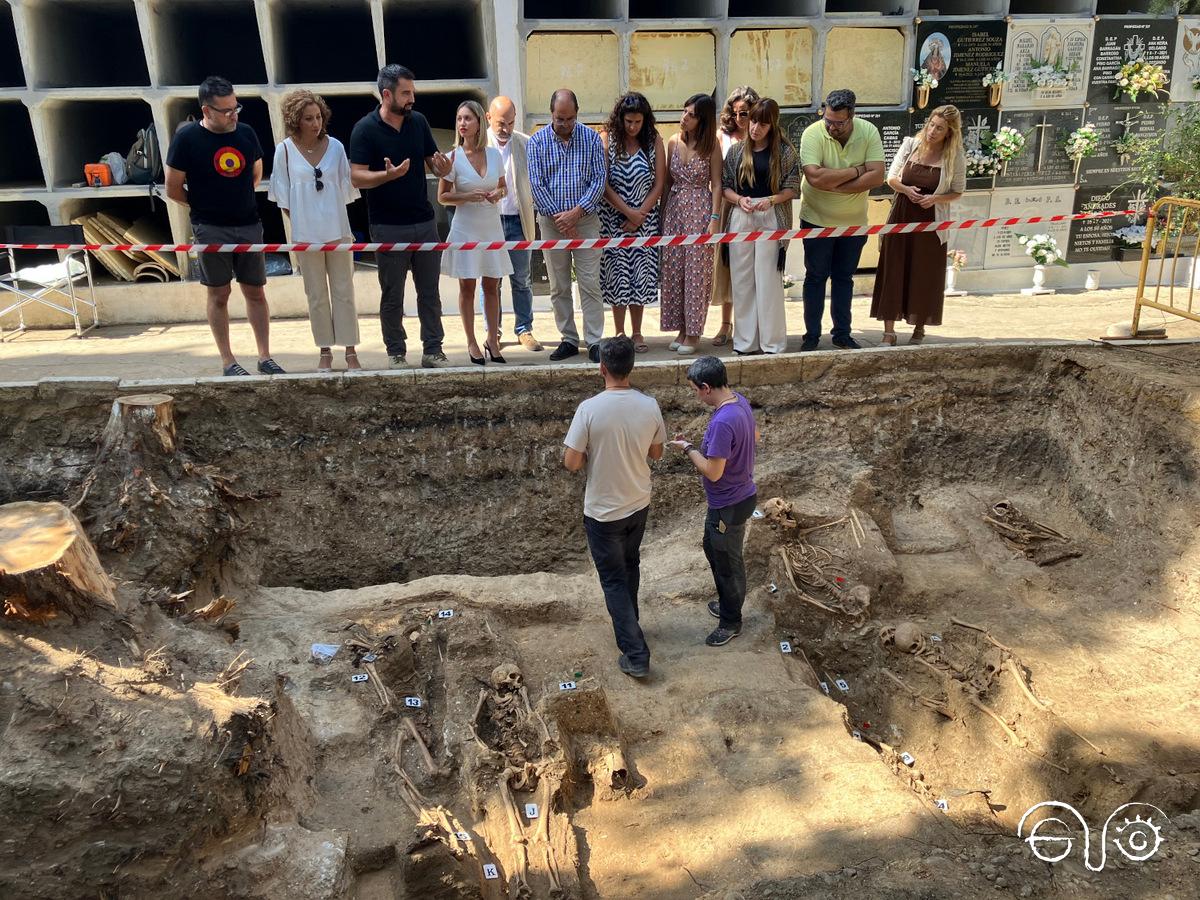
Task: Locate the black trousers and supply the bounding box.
[703,493,757,629]
[584,506,650,668]
[370,219,444,356]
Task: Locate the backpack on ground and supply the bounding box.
[126,122,162,185]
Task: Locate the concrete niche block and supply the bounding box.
[821,28,906,106]
[728,29,814,108]
[526,32,620,117]
[629,31,717,110]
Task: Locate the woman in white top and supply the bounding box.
[269,90,360,372]
[438,100,513,365]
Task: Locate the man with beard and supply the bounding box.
[350,64,453,369]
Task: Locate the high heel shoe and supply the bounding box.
[468,344,485,365]
[485,342,507,364]
[881,331,897,346]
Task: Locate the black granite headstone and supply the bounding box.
[1067,187,1139,263]
[1088,17,1178,106]
[1078,103,1169,187]
[914,20,1008,110]
[958,107,1001,191]
[780,110,912,197]
[993,108,1084,188]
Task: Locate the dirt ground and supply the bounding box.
[1,342,1199,899]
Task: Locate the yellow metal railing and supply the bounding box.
[1132,196,1200,337]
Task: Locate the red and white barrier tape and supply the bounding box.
[0,210,1133,253]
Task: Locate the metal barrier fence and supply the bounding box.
[1132,196,1200,337]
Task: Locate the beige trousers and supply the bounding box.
[298,248,359,347]
[728,206,787,354]
[538,213,604,348]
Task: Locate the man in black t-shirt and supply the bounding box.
[350,64,452,369]
[165,76,285,376]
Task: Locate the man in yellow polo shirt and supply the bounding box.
[798,89,885,351]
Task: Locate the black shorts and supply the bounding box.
[193,221,267,288]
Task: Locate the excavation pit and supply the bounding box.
[1,343,1199,899]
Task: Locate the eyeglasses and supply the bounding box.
[822,116,851,130]
[207,103,243,118]
[734,111,749,120]
[313,166,323,192]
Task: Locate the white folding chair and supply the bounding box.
[0,225,99,340]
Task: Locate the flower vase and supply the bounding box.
[944,265,968,297]
[1001,159,1009,177]
[988,83,1003,107]
[916,84,930,109]
[1020,263,1056,296]
[1072,157,1082,183]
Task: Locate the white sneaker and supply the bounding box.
[677,344,697,355]
[388,355,409,369]
[668,340,681,351]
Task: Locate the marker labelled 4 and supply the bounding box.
[438,610,454,619]
[405,697,422,708]
[780,641,793,653]
[483,864,499,879]
[935,799,950,812]
[559,681,577,691]
[900,752,916,767]
[351,673,369,684]
[525,803,539,819]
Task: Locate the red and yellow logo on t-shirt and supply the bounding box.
[213,147,246,178]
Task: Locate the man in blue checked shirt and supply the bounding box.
[527,89,607,363]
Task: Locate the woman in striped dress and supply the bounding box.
[600,92,666,351]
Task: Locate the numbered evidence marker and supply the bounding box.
[767,583,778,593]
[362,652,377,663]
[752,508,765,519]
[437,609,454,619]
[779,641,793,654]
[524,803,539,819]
[456,831,472,841]
[935,799,950,812]
[835,679,850,693]
[558,681,577,691]
[819,682,830,695]
[900,752,916,767]
[351,673,369,684]
[483,864,499,880]
[404,697,423,708]
[930,634,943,643]
[851,730,862,741]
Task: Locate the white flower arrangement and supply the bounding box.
[948,249,968,271]
[990,126,1027,162]
[911,68,938,89]
[1113,224,1149,248]
[981,64,1010,87]
[966,148,1002,177]
[1064,124,1100,162]
[782,273,797,289]
[1017,233,1069,267]
[1115,60,1168,102]
[1024,59,1073,89]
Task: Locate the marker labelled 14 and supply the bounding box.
[437,609,454,619]
[525,803,539,819]
[483,864,499,879]
[559,681,577,691]
[404,697,422,708]
[900,752,916,767]
[780,641,792,654]
[351,673,369,684]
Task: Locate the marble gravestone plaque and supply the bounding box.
[984,187,1073,269]
[1067,187,1143,264]
[1089,18,1177,107]
[914,21,1007,109]
[1004,20,1093,109]
[1078,104,1169,187]
[1170,18,1200,103]
[959,107,1001,190]
[780,111,910,196]
[945,191,991,271]
[994,108,1084,189]
[781,111,818,151]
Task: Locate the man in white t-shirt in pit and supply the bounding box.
[564,336,666,679]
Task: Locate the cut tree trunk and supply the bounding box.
[0,501,117,621]
[99,393,176,460]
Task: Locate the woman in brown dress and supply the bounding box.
[870,105,965,345]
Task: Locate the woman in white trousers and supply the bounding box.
[270,90,360,372]
[720,98,800,355]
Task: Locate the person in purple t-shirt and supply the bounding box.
[669,356,760,647]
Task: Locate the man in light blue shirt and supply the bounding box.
[527,89,607,362]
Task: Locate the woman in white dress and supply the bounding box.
[438,100,513,364]
[269,90,360,372]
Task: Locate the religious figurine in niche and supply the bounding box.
[1041,29,1063,68]
[920,35,950,82]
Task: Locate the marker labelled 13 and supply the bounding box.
[559,681,576,691]
[404,697,422,708]
[483,864,499,879]
[437,610,454,619]
[351,673,369,684]
[525,803,539,819]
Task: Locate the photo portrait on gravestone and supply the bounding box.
[915,21,1006,109]
[920,34,951,82]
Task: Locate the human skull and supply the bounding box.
[490,662,524,693]
[892,622,925,654]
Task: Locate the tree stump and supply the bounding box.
[99,393,176,460]
[0,501,117,621]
